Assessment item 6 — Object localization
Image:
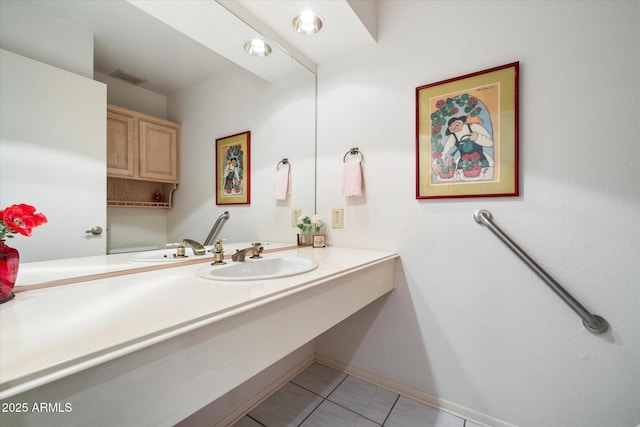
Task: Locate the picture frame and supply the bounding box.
[312,234,326,248]
[215,131,250,205]
[416,62,519,199]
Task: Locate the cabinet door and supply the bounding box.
[139,120,178,182]
[107,110,135,177]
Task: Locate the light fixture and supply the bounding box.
[243,38,272,57]
[292,10,323,35]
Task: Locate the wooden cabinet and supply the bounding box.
[106,105,180,208]
[107,109,135,177]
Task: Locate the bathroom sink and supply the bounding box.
[196,257,318,281]
[128,247,211,262]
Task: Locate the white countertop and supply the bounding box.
[0,246,398,399]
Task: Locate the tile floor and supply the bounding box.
[231,363,482,427]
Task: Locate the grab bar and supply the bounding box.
[473,209,609,334]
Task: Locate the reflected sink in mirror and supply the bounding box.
[196,257,318,281]
[128,247,212,262]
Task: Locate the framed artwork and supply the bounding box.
[416,62,519,199]
[312,234,326,248]
[215,131,250,205]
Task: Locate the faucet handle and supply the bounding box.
[211,239,226,265]
[251,242,264,258]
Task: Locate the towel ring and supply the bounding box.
[276,158,290,171]
[343,147,364,164]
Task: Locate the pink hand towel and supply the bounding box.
[342,158,363,197]
[273,167,291,200]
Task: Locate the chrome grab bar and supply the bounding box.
[474,209,609,334]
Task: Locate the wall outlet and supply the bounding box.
[291,208,302,227]
[331,208,344,228]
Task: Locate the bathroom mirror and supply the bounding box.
[0,1,316,285]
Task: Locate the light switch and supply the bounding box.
[292,208,302,227]
[331,208,344,228]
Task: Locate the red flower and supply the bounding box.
[436,100,445,109]
[468,97,477,106]
[432,151,442,159]
[0,204,47,237]
[472,163,481,170]
[451,107,459,114]
[470,152,481,160]
[432,125,442,134]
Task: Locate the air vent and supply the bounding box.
[109,69,147,85]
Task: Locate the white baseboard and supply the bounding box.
[200,351,516,427]
[215,353,316,427]
[314,354,517,427]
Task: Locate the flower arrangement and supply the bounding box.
[297,214,323,234]
[0,204,48,240]
[297,214,324,245]
[296,215,312,234]
[434,155,457,179]
[458,152,488,177]
[310,215,323,234]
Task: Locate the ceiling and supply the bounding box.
[25,0,377,95]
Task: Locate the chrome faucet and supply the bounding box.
[204,211,230,246]
[183,238,206,256]
[231,242,264,262]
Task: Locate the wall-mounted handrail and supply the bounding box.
[474,209,609,334]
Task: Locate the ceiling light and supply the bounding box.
[292,10,323,35]
[243,38,272,57]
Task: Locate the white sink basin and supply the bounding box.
[128,247,211,262]
[196,257,318,281]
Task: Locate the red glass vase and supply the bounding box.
[0,240,19,304]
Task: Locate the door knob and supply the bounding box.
[85,226,103,235]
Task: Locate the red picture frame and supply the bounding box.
[215,131,250,205]
[416,62,519,199]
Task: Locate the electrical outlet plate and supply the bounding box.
[291,208,302,227]
[331,208,344,228]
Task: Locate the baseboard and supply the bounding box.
[314,354,517,427]
[215,353,316,427]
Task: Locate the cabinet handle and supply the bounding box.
[85,226,103,235]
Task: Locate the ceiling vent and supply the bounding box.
[109,69,147,85]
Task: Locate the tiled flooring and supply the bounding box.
[232,363,482,427]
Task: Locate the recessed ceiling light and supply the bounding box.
[292,10,323,35]
[243,38,272,57]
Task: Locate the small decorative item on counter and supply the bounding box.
[297,214,313,245]
[152,192,162,202]
[311,215,325,248]
[297,214,325,246]
[313,234,326,248]
[0,203,47,304]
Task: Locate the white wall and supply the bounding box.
[315,1,640,427]
[166,64,316,246]
[94,71,168,119]
[0,1,93,78]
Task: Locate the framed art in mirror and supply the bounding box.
[216,131,251,205]
[416,62,519,199]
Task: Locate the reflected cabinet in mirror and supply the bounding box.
[0,0,316,285]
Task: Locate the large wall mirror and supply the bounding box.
[0,1,316,285]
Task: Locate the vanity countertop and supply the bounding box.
[0,246,398,400]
